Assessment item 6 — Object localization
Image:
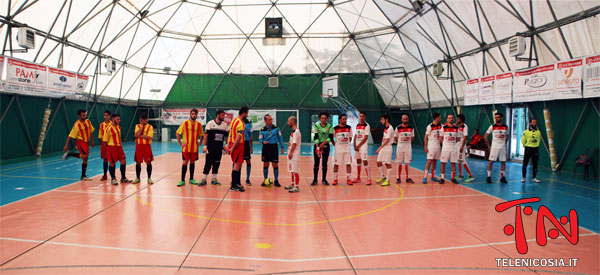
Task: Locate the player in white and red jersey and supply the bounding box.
[332,114,353,185]
[395,114,414,183]
[286,116,301,193]
[376,114,394,186]
[422,113,442,183]
[352,112,371,184]
[439,114,462,184]
[456,114,474,183]
[485,112,509,183]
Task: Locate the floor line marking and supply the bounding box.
[0,175,81,181]
[2,233,595,263]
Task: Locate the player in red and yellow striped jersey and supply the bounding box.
[226,106,249,192]
[176,109,204,187]
[133,112,154,185]
[98,110,111,181]
[63,109,95,181]
[102,114,133,185]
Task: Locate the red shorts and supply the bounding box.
[182,151,199,161]
[134,144,154,163]
[230,143,244,164]
[100,142,108,160]
[107,145,125,163]
[76,140,89,156]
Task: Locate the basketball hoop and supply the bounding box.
[321,95,330,103]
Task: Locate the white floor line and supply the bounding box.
[2,233,596,263]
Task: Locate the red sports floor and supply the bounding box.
[0,153,598,274]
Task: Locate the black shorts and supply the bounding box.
[243,141,252,160]
[262,144,279,163]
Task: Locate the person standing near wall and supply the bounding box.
[201,109,228,186]
[312,111,334,186]
[62,109,95,181]
[102,114,132,185]
[98,110,111,181]
[133,112,154,185]
[521,118,542,183]
[485,112,509,184]
[243,116,254,186]
[259,114,285,187]
[176,109,204,187]
[227,106,249,192]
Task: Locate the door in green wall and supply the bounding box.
[510,106,529,160]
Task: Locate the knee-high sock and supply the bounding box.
[386,167,392,181]
[120,164,126,179]
[81,162,87,178]
[109,165,116,179]
[103,161,108,176]
[263,166,269,180]
[356,164,361,178]
[294,173,299,187]
[463,163,472,177]
[458,163,463,176]
[246,165,251,182]
[322,168,328,181]
[397,164,402,179]
[291,174,295,187]
[189,163,195,180]
[135,164,141,178]
[274,167,279,181]
[147,164,152,178]
[364,164,371,178]
[405,164,409,179]
[181,165,187,182]
[378,165,385,178]
[313,167,319,181]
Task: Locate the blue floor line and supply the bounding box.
[1,142,598,233]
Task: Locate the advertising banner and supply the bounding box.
[478,76,494,105]
[493,72,513,104]
[464,79,479,106]
[162,108,207,125]
[5,57,48,95]
[583,55,600,98]
[555,59,583,100]
[48,67,76,96]
[513,64,555,102]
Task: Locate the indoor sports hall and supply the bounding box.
[0,1,599,274]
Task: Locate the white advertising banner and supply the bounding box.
[464,79,479,106]
[478,76,494,105]
[583,55,600,98]
[5,58,48,95]
[76,74,89,94]
[513,64,555,102]
[555,59,583,100]
[48,67,76,96]
[162,108,207,125]
[226,109,276,130]
[0,56,4,91]
[493,72,513,104]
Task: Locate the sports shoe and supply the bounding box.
[396,178,402,183]
[189,179,198,185]
[285,185,294,189]
[521,177,526,183]
[487,177,492,184]
[274,180,281,187]
[147,178,154,185]
[322,180,330,186]
[406,178,414,184]
[100,175,108,181]
[366,179,372,185]
[347,179,352,185]
[311,180,318,186]
[439,178,445,184]
[458,176,465,180]
[332,179,338,185]
[177,180,185,187]
[464,176,475,183]
[532,178,541,183]
[121,178,132,183]
[381,180,390,186]
[246,180,252,186]
[376,177,386,183]
[351,178,361,183]
[80,176,92,181]
[62,151,69,160]
[230,185,246,192]
[198,179,207,186]
[500,177,508,184]
[431,177,440,182]
[211,179,221,186]
[132,178,140,184]
[288,186,299,193]
[111,179,118,185]
[422,178,427,184]
[451,179,458,184]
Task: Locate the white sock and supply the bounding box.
[424,170,429,179]
[378,165,385,178]
[487,170,492,177]
[365,164,371,178]
[386,168,392,180]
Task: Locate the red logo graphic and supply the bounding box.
[564,68,573,78]
[495,198,579,254]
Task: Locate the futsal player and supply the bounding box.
[62,109,94,181]
[521,118,542,183]
[312,111,333,186]
[286,116,301,193]
[456,114,475,182]
[332,113,352,185]
[98,110,111,181]
[227,106,249,192]
[485,112,509,184]
[439,114,461,184]
[243,116,253,185]
[422,113,442,184]
[176,109,204,187]
[395,114,414,183]
[352,111,371,184]
[375,114,394,186]
[102,114,132,185]
[259,114,285,187]
[201,109,228,186]
[133,112,154,185]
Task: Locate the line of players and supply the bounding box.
[62,106,510,191]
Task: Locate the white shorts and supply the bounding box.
[427,146,441,160]
[288,159,299,173]
[377,147,393,164]
[354,146,368,160]
[440,150,458,163]
[489,145,507,161]
[334,151,351,166]
[395,150,412,164]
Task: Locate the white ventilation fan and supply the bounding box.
[432,62,444,77]
[268,76,279,88]
[104,58,116,73]
[17,27,35,49]
[508,36,526,57]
